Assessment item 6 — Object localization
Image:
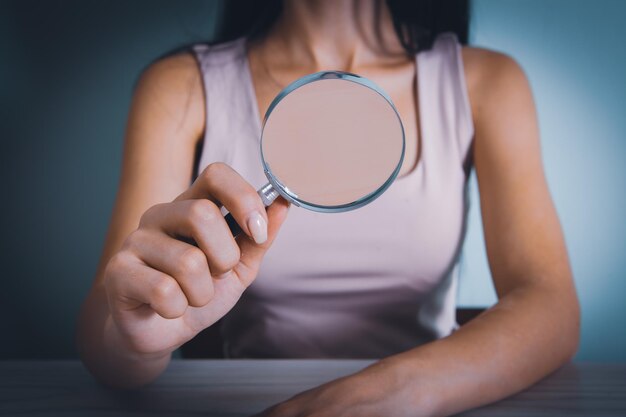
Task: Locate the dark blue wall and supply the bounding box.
[1,0,220,358]
[1,0,624,361]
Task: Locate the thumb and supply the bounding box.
[233,197,290,284]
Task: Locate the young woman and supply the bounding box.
[77,0,580,415]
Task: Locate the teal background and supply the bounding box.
[0,0,624,361]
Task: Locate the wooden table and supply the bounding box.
[1,360,625,416]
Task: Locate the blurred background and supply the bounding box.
[1,0,624,361]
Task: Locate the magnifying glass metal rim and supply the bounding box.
[258,70,406,214]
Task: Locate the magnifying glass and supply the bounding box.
[225,70,405,236]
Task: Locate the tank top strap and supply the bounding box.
[191,38,265,186]
[417,32,475,175]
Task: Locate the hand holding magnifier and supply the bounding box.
[96,70,407,364]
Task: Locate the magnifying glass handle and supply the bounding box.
[223,182,280,237]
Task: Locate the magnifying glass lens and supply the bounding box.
[262,77,404,208]
[223,71,405,236]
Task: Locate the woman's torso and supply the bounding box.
[192,33,474,358]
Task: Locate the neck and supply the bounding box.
[259,0,406,73]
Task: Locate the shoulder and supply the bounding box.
[460,46,533,124]
[131,51,205,142]
[138,51,201,89]
[461,46,529,95]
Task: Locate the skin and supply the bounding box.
[77,0,580,415]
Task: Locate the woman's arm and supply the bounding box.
[381,48,581,416]
[76,52,205,386]
[258,49,579,417]
[80,51,290,389]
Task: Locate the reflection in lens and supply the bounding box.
[261,74,404,209]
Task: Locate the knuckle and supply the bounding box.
[177,247,207,277]
[139,203,164,227]
[122,230,142,250]
[105,252,130,278]
[151,276,180,304]
[188,199,219,228]
[103,253,137,299]
[202,162,227,183]
[207,161,228,173]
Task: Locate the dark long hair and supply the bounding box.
[213,0,470,55]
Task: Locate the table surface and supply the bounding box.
[1,360,625,417]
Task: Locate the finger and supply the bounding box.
[124,230,214,307]
[105,253,188,319]
[234,197,290,286]
[140,199,241,276]
[176,162,268,244]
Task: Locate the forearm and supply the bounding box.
[362,284,580,417]
[77,286,171,389]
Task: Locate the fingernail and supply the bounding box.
[247,211,267,244]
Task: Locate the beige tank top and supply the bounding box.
[192,33,474,358]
